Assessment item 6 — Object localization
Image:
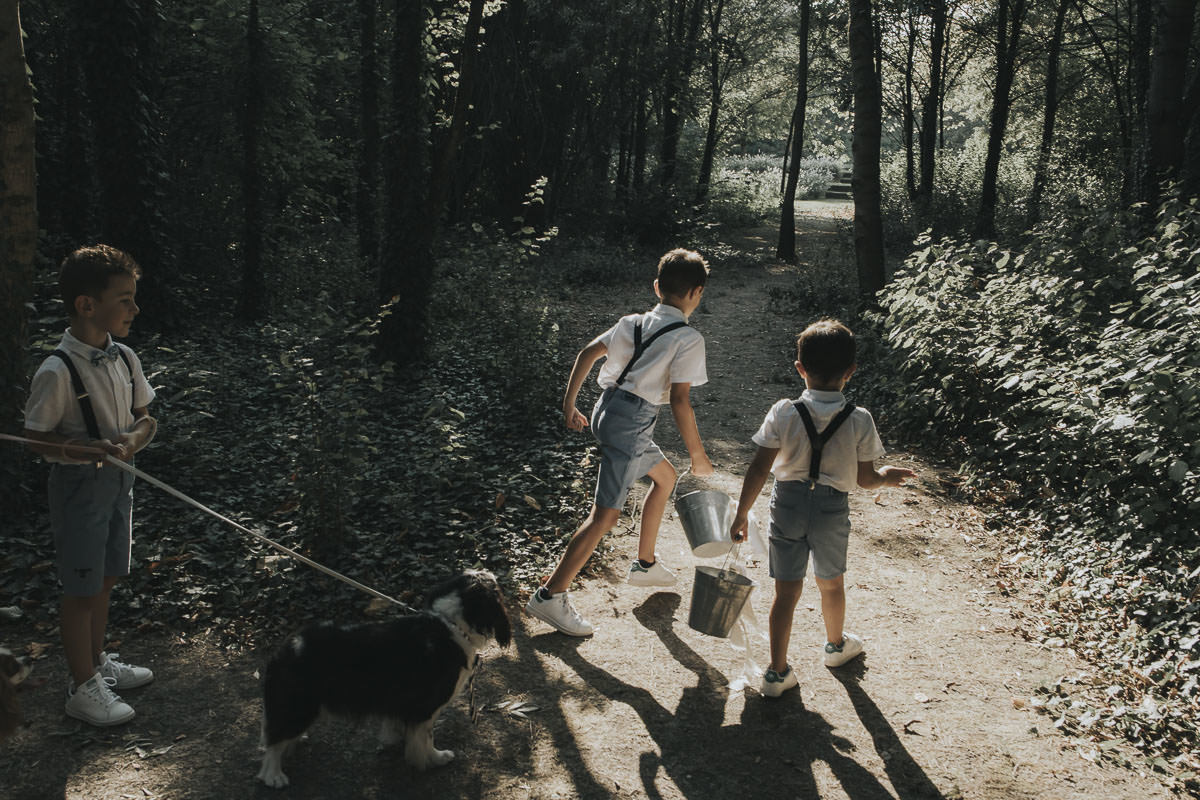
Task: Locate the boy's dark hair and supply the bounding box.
[59,245,141,317]
[656,248,709,297]
[797,319,855,384]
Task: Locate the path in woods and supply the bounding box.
[0,201,1180,799]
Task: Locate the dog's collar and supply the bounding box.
[431,610,479,650]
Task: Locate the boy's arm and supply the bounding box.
[730,445,778,541]
[857,461,916,489]
[22,428,126,463]
[116,407,157,457]
[562,339,607,431]
[669,382,712,475]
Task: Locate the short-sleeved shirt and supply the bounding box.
[594,304,706,405]
[752,389,885,492]
[24,329,156,463]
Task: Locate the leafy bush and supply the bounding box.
[706,154,840,227]
[875,194,1200,780]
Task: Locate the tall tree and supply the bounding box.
[916,0,947,208]
[777,0,812,263]
[429,0,485,225]
[0,0,36,512]
[694,0,729,203]
[236,0,267,321]
[849,0,885,296]
[975,0,1028,239]
[659,0,704,187]
[357,0,381,278]
[1144,0,1198,197]
[1028,0,1071,226]
[380,0,435,362]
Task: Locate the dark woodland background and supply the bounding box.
[0,0,1197,786]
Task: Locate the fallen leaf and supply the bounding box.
[523,495,542,511]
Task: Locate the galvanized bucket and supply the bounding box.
[674,489,736,558]
[688,566,755,638]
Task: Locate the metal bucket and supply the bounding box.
[688,566,755,638]
[674,489,736,558]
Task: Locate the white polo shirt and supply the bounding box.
[752,390,886,492]
[24,329,156,463]
[595,304,707,405]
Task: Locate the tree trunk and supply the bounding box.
[902,11,916,199]
[777,0,812,263]
[0,0,36,513]
[1028,0,1070,226]
[975,0,1028,239]
[356,0,380,279]
[1145,0,1198,194]
[429,0,485,225]
[694,0,728,203]
[380,0,434,363]
[849,0,885,296]
[916,0,946,208]
[659,0,703,188]
[236,0,267,321]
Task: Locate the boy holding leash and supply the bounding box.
[526,248,714,636]
[23,245,158,726]
[730,319,913,696]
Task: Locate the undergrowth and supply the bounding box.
[873,193,1200,788]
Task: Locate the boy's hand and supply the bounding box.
[879,465,915,486]
[564,406,589,432]
[690,452,713,476]
[101,438,132,462]
[729,512,748,543]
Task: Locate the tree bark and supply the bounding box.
[777,0,811,263]
[380,0,435,363]
[236,0,267,321]
[0,0,37,512]
[356,0,380,279]
[659,0,703,188]
[975,0,1028,239]
[902,10,916,199]
[694,0,728,203]
[1145,0,1198,194]
[916,0,946,208]
[849,0,885,296]
[1028,0,1070,226]
[430,0,486,225]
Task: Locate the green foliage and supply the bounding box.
[705,154,838,227]
[875,194,1200,778]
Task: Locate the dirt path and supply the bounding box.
[0,202,1180,799]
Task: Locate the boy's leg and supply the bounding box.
[61,592,101,687]
[636,458,677,562]
[768,579,804,673]
[544,505,622,595]
[814,574,846,646]
[90,575,118,668]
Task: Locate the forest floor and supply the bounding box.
[0,201,1184,799]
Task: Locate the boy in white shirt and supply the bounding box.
[730,319,913,696]
[526,249,714,636]
[23,245,158,726]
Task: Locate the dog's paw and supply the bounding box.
[256,765,290,789]
[430,748,455,767]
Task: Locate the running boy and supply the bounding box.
[23,245,158,726]
[730,319,913,696]
[526,248,714,636]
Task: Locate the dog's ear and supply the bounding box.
[461,572,511,647]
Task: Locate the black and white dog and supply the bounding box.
[256,570,511,788]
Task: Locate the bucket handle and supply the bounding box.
[718,541,743,577]
[670,465,692,506]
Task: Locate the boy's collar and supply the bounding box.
[802,388,846,402]
[652,303,688,321]
[62,328,114,357]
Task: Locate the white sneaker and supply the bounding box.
[626,556,676,587]
[525,589,594,636]
[66,672,135,727]
[98,652,154,690]
[823,633,865,667]
[760,665,799,697]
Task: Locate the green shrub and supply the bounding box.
[876,194,1200,778]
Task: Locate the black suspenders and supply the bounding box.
[614,316,688,387]
[50,349,133,441]
[792,401,856,487]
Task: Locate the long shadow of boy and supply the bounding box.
[534,593,901,800]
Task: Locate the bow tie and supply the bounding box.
[91,344,120,367]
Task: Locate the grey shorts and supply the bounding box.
[767,479,851,581]
[48,463,135,596]
[591,387,665,510]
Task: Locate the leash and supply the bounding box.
[0,433,419,614]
